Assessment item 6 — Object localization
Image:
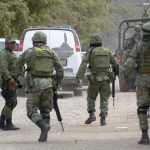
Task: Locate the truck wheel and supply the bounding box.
[73,87,83,96]
[119,72,129,92]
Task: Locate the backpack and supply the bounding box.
[29,47,54,77]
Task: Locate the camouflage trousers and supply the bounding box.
[136,86,150,130]
[87,80,111,117]
[1,81,17,120]
[26,87,53,124]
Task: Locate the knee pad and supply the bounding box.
[40,111,50,120]
[137,106,149,115]
[1,90,11,100]
[27,112,34,119]
[42,116,50,120]
[6,100,17,110]
[12,101,17,109]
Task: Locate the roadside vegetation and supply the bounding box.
[0,0,149,44]
[0,0,111,42]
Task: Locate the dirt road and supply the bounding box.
[0,79,149,150]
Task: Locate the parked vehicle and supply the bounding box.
[115,17,150,92]
[18,25,83,96]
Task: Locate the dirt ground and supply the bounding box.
[0,79,149,150]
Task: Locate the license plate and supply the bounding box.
[60,59,67,66]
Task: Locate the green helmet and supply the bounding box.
[134,25,141,32]
[142,22,150,35]
[89,34,102,45]
[32,31,47,43]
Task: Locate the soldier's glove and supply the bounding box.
[17,84,22,89]
[9,79,17,88]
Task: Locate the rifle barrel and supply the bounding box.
[53,90,64,131]
[60,122,64,132]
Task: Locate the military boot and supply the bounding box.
[100,117,106,126]
[0,116,5,129]
[138,130,150,145]
[36,119,50,142]
[3,119,20,130]
[85,112,96,124]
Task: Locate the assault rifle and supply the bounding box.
[53,89,64,132]
[112,67,116,107]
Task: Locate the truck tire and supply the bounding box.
[73,87,83,96]
[119,72,129,92]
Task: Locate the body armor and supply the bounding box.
[28,47,54,77]
[89,47,110,73]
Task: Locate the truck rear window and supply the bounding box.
[23,29,75,58]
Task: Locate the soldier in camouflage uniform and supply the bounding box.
[125,22,150,145]
[122,25,141,91]
[127,25,141,50]
[76,34,119,126]
[0,36,20,130]
[16,32,63,142]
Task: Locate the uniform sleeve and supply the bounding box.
[124,46,138,75]
[76,51,89,79]
[0,52,12,80]
[110,52,119,76]
[53,52,64,84]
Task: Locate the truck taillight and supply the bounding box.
[75,40,81,52]
[18,40,23,51]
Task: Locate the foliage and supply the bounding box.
[50,0,112,43]
[0,0,112,41]
[0,0,30,37]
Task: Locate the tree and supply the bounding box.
[0,0,112,40]
[0,0,30,37]
[0,0,63,37]
[25,0,63,25]
[50,0,112,43]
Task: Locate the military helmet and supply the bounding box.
[141,22,150,35]
[89,34,102,45]
[134,25,141,32]
[32,31,47,43]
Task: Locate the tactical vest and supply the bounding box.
[28,47,54,77]
[89,47,110,73]
[138,43,150,73]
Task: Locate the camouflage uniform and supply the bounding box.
[123,25,141,90]
[125,22,150,145]
[0,36,20,130]
[17,32,63,142]
[76,34,119,126]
